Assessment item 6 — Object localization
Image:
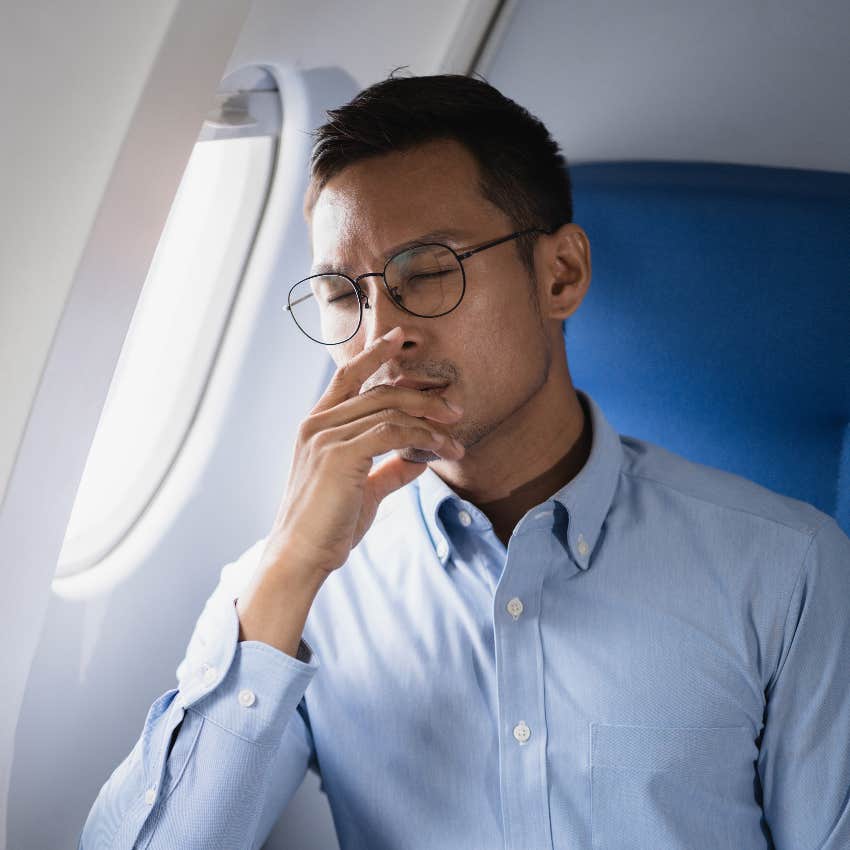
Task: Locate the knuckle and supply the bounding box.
[332,364,353,387]
[310,429,328,449]
[297,418,315,440]
[374,420,398,440]
[302,417,328,447]
[374,407,397,425]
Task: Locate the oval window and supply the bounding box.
[56,69,281,577]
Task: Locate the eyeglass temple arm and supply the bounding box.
[286,293,313,309]
[455,227,549,262]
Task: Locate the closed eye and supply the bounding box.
[327,290,357,304]
[408,270,452,282]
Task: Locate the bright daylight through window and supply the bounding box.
[56,127,277,578]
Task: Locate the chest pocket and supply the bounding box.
[589,723,763,850]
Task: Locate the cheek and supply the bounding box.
[334,336,365,365]
[452,277,513,342]
[464,277,540,352]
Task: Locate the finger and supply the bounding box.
[313,384,462,431]
[366,452,430,504]
[344,416,464,462]
[327,409,463,457]
[313,326,404,414]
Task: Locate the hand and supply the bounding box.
[261,327,465,578]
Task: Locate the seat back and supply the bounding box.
[567,161,850,534]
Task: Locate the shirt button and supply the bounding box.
[436,540,449,559]
[238,688,256,707]
[458,509,472,527]
[577,533,589,557]
[144,786,157,805]
[202,665,218,684]
[513,721,531,744]
[506,597,524,620]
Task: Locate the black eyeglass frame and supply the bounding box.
[285,227,549,345]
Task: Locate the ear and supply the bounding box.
[536,223,591,322]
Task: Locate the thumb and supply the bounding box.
[366,453,430,503]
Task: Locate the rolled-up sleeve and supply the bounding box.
[758,516,850,849]
[79,540,321,850]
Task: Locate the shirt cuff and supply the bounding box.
[190,640,318,746]
[176,597,320,747]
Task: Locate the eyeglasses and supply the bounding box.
[285,227,548,345]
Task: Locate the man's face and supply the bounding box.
[308,138,555,462]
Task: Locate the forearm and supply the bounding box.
[236,557,328,657]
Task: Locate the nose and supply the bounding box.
[357,274,413,348]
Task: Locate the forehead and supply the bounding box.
[308,139,510,270]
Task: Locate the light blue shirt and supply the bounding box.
[81,388,850,850]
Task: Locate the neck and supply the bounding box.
[429,353,592,547]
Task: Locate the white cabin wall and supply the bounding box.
[227,0,495,85]
[481,0,850,173]
[0,1,255,845]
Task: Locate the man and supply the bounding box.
[81,75,850,850]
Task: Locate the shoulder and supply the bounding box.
[618,434,833,542]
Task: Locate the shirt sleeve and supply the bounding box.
[758,515,850,849]
[78,539,321,850]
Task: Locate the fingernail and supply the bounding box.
[444,399,463,414]
[382,327,402,342]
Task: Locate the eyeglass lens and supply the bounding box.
[288,243,463,344]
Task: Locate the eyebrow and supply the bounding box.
[310,228,473,276]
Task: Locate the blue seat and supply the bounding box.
[568,161,850,535]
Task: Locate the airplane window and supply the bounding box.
[56,74,280,578]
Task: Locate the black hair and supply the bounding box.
[307,72,573,280]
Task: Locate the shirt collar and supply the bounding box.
[413,388,623,571]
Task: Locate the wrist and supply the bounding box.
[234,544,328,656]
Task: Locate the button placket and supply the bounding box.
[494,534,554,849]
